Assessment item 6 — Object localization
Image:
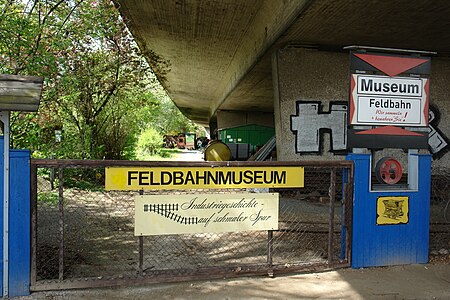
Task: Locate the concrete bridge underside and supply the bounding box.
[115,0,450,128]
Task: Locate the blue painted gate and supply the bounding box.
[0,137,31,297]
[348,153,431,268]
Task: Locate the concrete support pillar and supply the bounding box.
[271,47,348,161]
[216,110,274,130]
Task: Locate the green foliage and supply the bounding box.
[38,191,59,206]
[62,168,105,191]
[159,148,181,158]
[136,128,163,158]
[0,0,200,161]
[153,96,199,135]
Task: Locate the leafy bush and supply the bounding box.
[136,128,163,158]
[62,168,105,191]
[38,192,59,206]
[2,0,200,161]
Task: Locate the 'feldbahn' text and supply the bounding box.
[369,98,412,109]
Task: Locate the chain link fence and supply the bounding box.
[30,160,353,291]
[429,168,450,259]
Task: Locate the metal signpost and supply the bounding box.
[0,111,9,297]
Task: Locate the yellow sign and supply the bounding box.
[135,193,279,235]
[105,166,304,190]
[376,196,409,225]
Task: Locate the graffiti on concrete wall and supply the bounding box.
[290,101,449,158]
[426,106,449,158]
[290,102,347,153]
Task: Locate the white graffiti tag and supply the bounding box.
[290,102,347,153]
[290,101,448,156]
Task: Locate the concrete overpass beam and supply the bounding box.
[210,0,312,119]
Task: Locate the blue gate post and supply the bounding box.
[348,153,431,268]
[0,136,31,296]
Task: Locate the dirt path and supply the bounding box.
[173,149,204,161]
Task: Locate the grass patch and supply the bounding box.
[38,191,59,206]
[159,148,182,157]
[137,148,182,160]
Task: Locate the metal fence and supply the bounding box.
[30,160,353,291]
[429,168,450,257]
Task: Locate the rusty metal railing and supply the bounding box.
[30,159,353,291]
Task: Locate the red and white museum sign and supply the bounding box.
[350,74,429,126]
[348,52,430,128]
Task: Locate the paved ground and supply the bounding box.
[173,149,204,161]
[19,264,450,300]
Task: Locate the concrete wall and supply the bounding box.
[272,48,348,161]
[272,47,450,169]
[429,56,450,169]
[216,110,274,130]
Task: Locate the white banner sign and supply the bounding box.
[357,96,422,124]
[350,74,428,126]
[135,193,279,236]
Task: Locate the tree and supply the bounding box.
[0,0,199,160]
[141,93,198,136]
[0,0,147,158]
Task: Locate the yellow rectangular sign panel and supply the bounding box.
[105,166,304,190]
[376,196,409,225]
[135,193,279,235]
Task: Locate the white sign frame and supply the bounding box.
[350,74,429,126]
